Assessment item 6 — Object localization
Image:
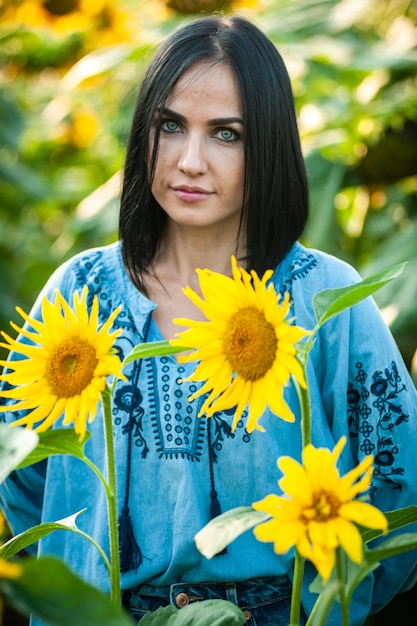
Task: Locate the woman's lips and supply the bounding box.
[172,185,212,202]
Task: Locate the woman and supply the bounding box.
[1,15,417,626]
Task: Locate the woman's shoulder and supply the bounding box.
[59,240,121,274]
[275,242,362,294]
[28,242,125,313]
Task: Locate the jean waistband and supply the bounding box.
[123,575,291,610]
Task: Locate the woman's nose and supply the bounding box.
[177,133,208,176]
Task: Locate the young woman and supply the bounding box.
[1,15,416,626]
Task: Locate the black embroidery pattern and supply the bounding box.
[150,356,205,461]
[72,250,258,462]
[208,409,251,463]
[347,361,408,495]
[114,377,149,459]
[277,252,319,299]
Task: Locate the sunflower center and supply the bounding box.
[222,307,277,381]
[304,492,340,522]
[46,337,98,398]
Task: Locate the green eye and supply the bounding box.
[218,128,235,141]
[162,120,180,133]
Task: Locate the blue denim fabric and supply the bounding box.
[122,576,308,625]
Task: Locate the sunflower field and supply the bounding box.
[0,0,416,624]
[0,0,416,375]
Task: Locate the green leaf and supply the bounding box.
[140,605,179,625]
[122,340,189,366]
[141,600,246,625]
[345,533,417,599]
[364,532,417,564]
[361,506,417,543]
[308,580,342,626]
[312,263,406,328]
[17,429,90,469]
[195,506,269,559]
[0,423,39,483]
[0,510,86,560]
[0,556,134,626]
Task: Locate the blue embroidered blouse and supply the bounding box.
[1,241,417,626]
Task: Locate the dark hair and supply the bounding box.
[119,14,308,292]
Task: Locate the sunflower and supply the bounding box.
[0,287,125,440]
[170,256,310,433]
[253,437,388,581]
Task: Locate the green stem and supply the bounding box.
[336,548,349,626]
[290,549,305,625]
[294,360,312,449]
[101,386,121,607]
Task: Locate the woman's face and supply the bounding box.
[149,61,245,235]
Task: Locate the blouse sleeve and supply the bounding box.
[290,248,417,621]
[313,266,417,615]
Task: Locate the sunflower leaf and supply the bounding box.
[307,579,342,626]
[122,340,189,366]
[16,428,90,468]
[0,423,38,483]
[140,600,246,625]
[195,506,269,559]
[345,532,417,598]
[0,510,86,560]
[360,506,417,543]
[312,263,406,328]
[0,555,134,626]
[364,532,417,563]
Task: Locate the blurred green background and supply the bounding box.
[0,0,416,377]
[0,0,416,623]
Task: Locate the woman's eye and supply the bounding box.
[161,120,180,133]
[215,128,238,142]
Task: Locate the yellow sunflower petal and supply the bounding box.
[338,455,374,500]
[298,536,335,582]
[173,256,310,432]
[252,437,386,579]
[278,456,313,504]
[0,288,124,441]
[308,519,339,550]
[334,517,363,564]
[339,501,388,531]
[302,444,341,494]
[255,518,305,554]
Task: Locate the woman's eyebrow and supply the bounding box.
[159,107,243,126]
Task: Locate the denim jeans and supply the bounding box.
[122,576,307,625]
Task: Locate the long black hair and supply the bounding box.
[119,15,308,293]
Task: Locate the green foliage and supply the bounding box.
[1,556,134,626]
[311,262,406,328]
[140,600,246,625]
[0,423,131,626]
[0,0,416,376]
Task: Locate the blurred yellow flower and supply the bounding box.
[70,109,99,147]
[0,555,21,580]
[253,437,388,581]
[0,287,125,440]
[2,0,133,45]
[170,257,310,433]
[0,514,21,580]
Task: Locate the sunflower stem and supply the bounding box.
[336,548,349,626]
[293,364,312,448]
[101,385,121,607]
[290,548,305,625]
